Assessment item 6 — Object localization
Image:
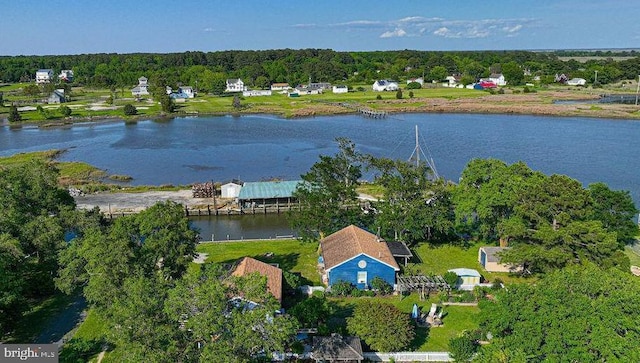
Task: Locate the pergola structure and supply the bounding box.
[397,275,450,300]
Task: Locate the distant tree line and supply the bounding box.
[2,49,639,89]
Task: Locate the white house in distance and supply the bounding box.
[131,76,149,97]
[444,75,463,88]
[58,70,74,82]
[488,73,507,86]
[567,78,587,86]
[36,69,54,84]
[270,83,290,91]
[372,80,399,92]
[179,86,195,98]
[225,79,246,92]
[332,85,348,94]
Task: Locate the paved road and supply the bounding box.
[36,295,87,347]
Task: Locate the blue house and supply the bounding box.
[320,225,400,290]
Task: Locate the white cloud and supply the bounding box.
[203,28,214,32]
[503,24,523,33]
[433,27,451,37]
[290,15,533,40]
[380,28,407,38]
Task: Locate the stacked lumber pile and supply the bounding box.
[192,182,215,198]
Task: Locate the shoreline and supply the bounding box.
[3,91,640,127]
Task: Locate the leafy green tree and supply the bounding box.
[232,95,241,109]
[0,233,26,335]
[290,295,333,329]
[8,105,21,122]
[166,264,299,362]
[501,61,524,85]
[443,271,459,287]
[453,159,536,240]
[588,182,638,245]
[23,84,41,97]
[123,103,137,115]
[428,65,448,82]
[159,94,175,113]
[254,75,270,89]
[371,158,454,244]
[289,138,365,240]
[479,263,640,362]
[460,75,476,86]
[395,89,403,99]
[56,201,197,306]
[210,72,227,95]
[449,333,479,362]
[347,301,415,352]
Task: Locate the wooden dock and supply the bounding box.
[314,100,388,118]
[357,107,387,118]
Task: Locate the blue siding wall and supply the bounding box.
[328,254,396,290]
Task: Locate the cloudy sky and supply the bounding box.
[2,0,639,55]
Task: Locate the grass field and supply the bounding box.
[196,239,321,285]
[0,150,107,184]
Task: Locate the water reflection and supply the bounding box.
[189,213,295,241]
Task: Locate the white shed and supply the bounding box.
[448,268,482,290]
[221,182,243,199]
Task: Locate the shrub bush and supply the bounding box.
[376,94,382,100]
[370,277,393,295]
[123,103,137,116]
[330,281,354,296]
[406,81,422,90]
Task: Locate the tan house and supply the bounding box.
[231,256,283,303]
[478,246,519,273]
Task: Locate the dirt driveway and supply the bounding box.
[74,190,215,213]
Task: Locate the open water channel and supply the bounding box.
[2,113,639,239]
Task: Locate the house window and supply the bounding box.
[358,260,367,268]
[357,271,367,284]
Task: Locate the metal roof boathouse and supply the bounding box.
[237,180,302,213]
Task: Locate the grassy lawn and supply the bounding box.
[410,241,529,285]
[196,239,321,285]
[625,243,640,266]
[0,150,108,184]
[329,293,480,352]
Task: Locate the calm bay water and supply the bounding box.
[2,113,639,238]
